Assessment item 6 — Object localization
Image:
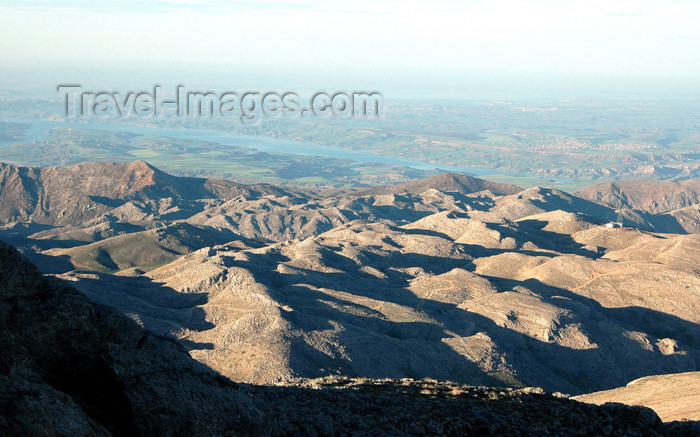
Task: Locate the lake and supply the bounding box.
[0,118,498,177]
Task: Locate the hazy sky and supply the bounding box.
[1,0,699,97]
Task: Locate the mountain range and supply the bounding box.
[2,239,677,435]
[1,160,700,430]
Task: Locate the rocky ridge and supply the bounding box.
[0,242,678,436]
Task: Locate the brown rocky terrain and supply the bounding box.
[1,242,679,436]
[62,213,700,396]
[2,161,700,426]
[0,241,264,436]
[577,180,700,233]
[577,180,700,214]
[0,160,292,226]
[0,163,538,273]
[351,172,523,197]
[2,161,693,275]
[2,162,698,273]
[574,371,700,423]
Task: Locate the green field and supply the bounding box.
[2,96,699,189]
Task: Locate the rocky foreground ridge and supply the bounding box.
[2,161,700,433]
[1,241,693,436]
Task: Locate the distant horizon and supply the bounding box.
[2,64,700,102]
[3,1,700,101]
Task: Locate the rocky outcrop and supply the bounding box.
[62,218,700,395]
[576,180,700,214]
[0,241,265,436]
[0,161,292,226]
[4,161,700,277]
[353,172,523,197]
[253,377,668,436]
[0,242,684,436]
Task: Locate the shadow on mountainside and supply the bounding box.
[506,219,602,258]
[1,240,692,436]
[223,249,508,387]
[230,247,700,395]
[481,275,700,351]
[648,213,690,234]
[64,273,216,352]
[57,233,700,394]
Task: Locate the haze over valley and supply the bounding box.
[2,0,700,435]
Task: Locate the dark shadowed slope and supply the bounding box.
[0,241,265,436]
[0,241,676,436]
[64,220,700,396]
